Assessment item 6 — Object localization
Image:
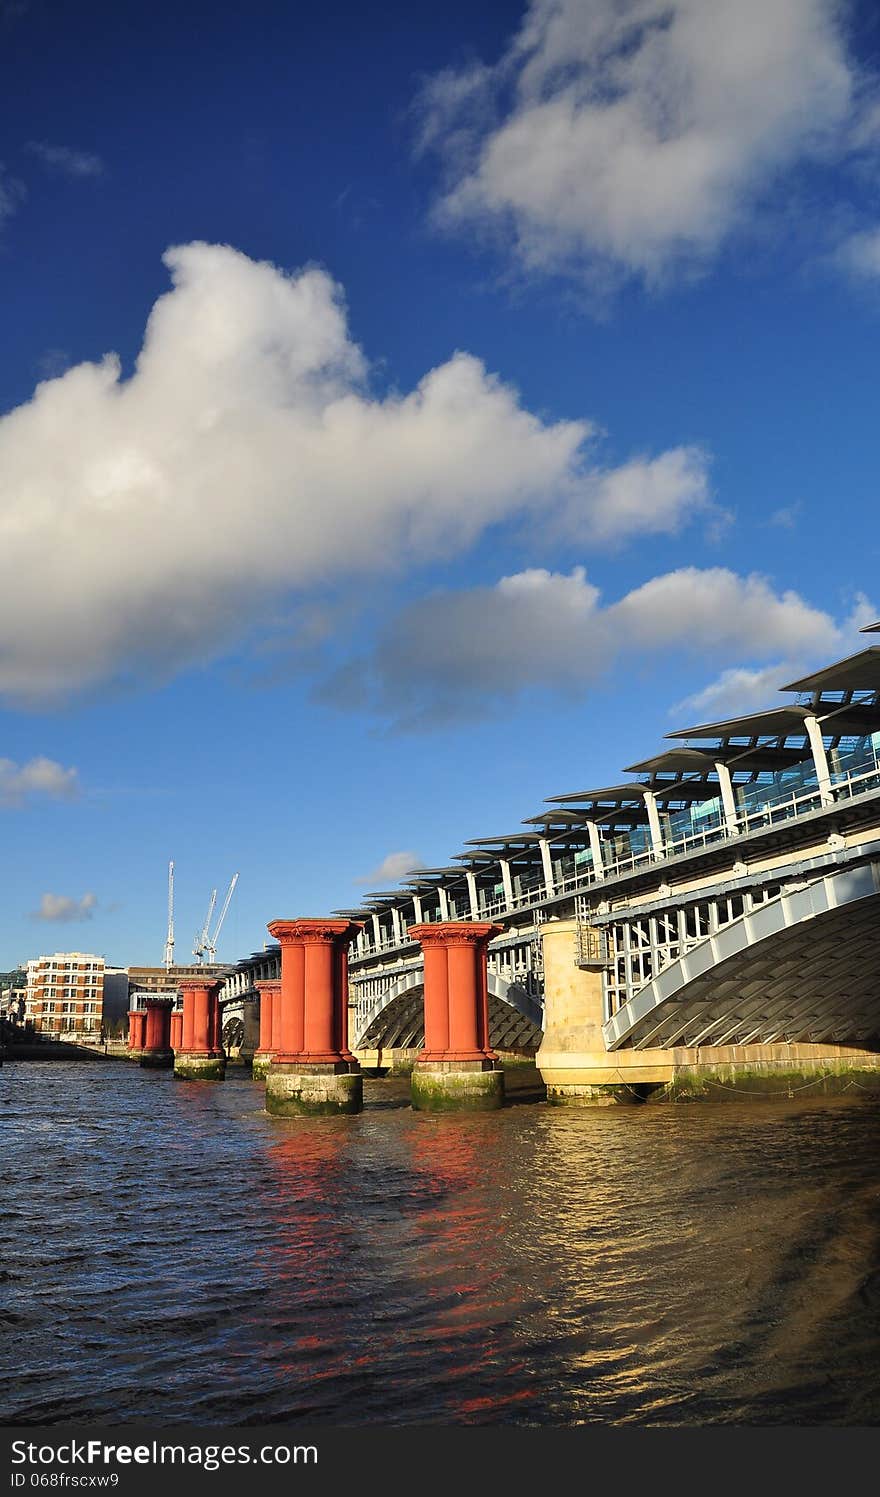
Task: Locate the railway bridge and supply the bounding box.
[221,630,880,1101]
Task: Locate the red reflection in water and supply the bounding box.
[399,1117,537,1421]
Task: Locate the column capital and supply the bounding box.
[410,921,502,947]
[255,977,281,996]
[268,917,363,945]
[177,977,221,997]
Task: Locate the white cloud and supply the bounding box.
[328,565,861,729]
[31,891,98,922]
[25,141,105,178]
[670,663,795,721]
[836,226,880,279]
[0,757,79,806]
[419,0,859,287]
[0,163,24,225]
[356,851,425,886]
[0,241,708,705]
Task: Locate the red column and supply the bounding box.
[178,979,224,1057]
[143,997,171,1054]
[410,923,501,1064]
[128,1009,146,1051]
[268,918,362,1064]
[267,922,306,1061]
[169,1010,183,1050]
[255,979,279,1060]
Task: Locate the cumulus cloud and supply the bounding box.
[323,566,864,730]
[25,141,105,178]
[0,241,709,705]
[418,0,861,287]
[31,891,98,923]
[355,851,425,885]
[0,757,79,807]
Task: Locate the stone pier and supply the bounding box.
[409,922,504,1111]
[252,978,280,1080]
[139,996,174,1069]
[173,978,226,1080]
[264,919,363,1116]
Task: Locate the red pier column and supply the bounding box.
[127,1007,147,1058]
[174,978,226,1080]
[139,996,174,1069]
[252,978,281,1080]
[169,1009,183,1051]
[409,922,505,1111]
[265,918,363,1115]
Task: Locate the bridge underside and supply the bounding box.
[358,985,542,1055]
[617,889,880,1052]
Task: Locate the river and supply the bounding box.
[2,1060,880,1426]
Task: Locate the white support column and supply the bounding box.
[465,871,478,918]
[390,906,402,943]
[371,913,381,951]
[643,791,664,857]
[499,858,514,909]
[356,929,366,958]
[411,894,423,924]
[539,838,555,895]
[586,820,606,879]
[805,715,834,806]
[438,885,450,920]
[714,760,739,834]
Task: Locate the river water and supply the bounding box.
[2,1060,880,1427]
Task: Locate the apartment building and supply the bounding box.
[25,952,106,1038]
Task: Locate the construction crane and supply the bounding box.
[163,861,175,971]
[193,873,239,964]
[192,887,217,964]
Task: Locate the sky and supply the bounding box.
[1,0,880,970]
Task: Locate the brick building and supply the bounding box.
[25,952,106,1038]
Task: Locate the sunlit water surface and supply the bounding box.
[3,1061,880,1426]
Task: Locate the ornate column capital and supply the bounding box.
[268,917,363,945]
[178,978,221,997]
[410,921,502,947]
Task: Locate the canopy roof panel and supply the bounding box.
[781,646,880,694]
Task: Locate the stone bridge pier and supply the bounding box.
[174,978,226,1080]
[409,922,504,1111]
[265,919,363,1115]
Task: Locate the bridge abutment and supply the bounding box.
[265,919,364,1115]
[409,922,505,1111]
[173,979,226,1080]
[537,919,880,1102]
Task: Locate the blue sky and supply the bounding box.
[2,0,879,969]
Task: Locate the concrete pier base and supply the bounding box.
[173,1051,226,1080]
[251,1053,273,1080]
[265,1061,363,1116]
[139,1050,174,1070]
[411,1059,505,1112]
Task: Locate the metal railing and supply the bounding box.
[350,760,880,963]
